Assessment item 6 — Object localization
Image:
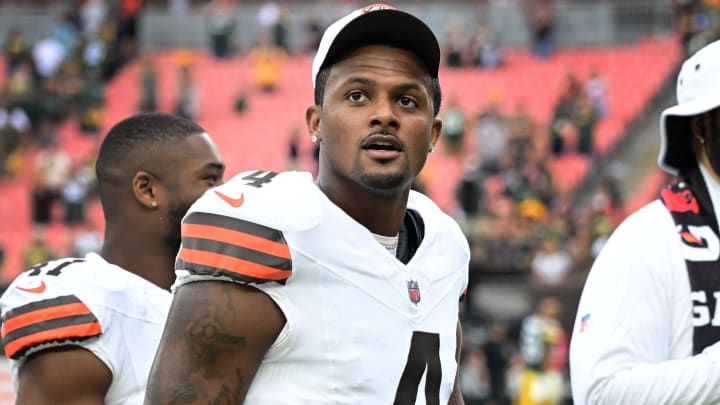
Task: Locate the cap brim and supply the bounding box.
[659,95,720,175]
[321,9,440,79]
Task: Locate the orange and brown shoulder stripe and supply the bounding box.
[177,212,292,284]
[2,295,102,359]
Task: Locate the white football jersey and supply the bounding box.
[0,253,171,404]
[175,170,470,404]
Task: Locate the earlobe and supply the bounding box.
[133,171,159,209]
[306,105,321,139]
[431,118,442,148]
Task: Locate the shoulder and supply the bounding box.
[603,200,676,254]
[190,170,322,232]
[177,171,321,287]
[0,257,106,361]
[585,199,681,290]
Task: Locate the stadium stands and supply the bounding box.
[0,36,682,280]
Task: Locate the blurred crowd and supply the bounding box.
[1,0,145,274]
[2,1,719,404]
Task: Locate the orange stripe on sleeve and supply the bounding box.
[4,322,102,359]
[178,248,289,281]
[182,223,291,259]
[2,302,93,338]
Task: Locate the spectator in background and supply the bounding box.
[575,95,598,156]
[551,72,583,155]
[517,297,567,405]
[528,2,555,59]
[117,0,142,61]
[81,0,109,38]
[7,60,35,105]
[444,19,466,68]
[272,6,291,52]
[62,161,95,226]
[4,28,29,75]
[138,52,158,112]
[455,156,485,222]
[442,95,467,155]
[585,67,608,119]
[173,50,199,119]
[22,230,55,268]
[481,320,514,405]
[302,9,323,54]
[31,140,71,227]
[249,31,288,93]
[0,96,31,178]
[475,90,509,175]
[470,22,503,69]
[205,0,235,58]
[530,237,572,286]
[77,69,105,134]
[459,350,491,404]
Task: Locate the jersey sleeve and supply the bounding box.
[175,210,292,286]
[1,264,103,361]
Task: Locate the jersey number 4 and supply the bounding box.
[394,331,441,405]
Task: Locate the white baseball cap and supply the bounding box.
[659,39,720,175]
[311,4,440,89]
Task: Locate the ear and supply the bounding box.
[306,105,321,142]
[430,117,442,150]
[132,170,160,209]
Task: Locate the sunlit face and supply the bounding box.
[311,45,441,194]
[160,132,225,251]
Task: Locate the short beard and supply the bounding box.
[358,170,407,191]
[165,203,190,254]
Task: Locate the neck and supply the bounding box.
[318,176,410,236]
[100,228,176,290]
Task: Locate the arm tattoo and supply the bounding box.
[208,370,245,405]
[145,285,248,404]
[186,315,246,378]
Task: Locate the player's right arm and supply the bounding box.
[145,183,290,404]
[16,346,111,405]
[144,281,285,404]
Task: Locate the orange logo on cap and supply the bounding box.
[361,3,396,13]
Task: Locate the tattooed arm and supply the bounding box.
[144,281,285,405]
[449,320,465,405]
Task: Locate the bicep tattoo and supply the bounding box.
[145,284,249,405]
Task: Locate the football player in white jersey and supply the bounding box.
[146,4,470,405]
[0,113,224,404]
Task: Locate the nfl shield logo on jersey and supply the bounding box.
[407,280,421,305]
